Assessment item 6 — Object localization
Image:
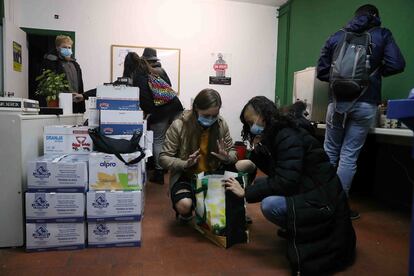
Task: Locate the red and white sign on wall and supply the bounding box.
[209,52,232,85]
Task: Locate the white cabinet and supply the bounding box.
[0,114,83,247]
[292,67,329,123]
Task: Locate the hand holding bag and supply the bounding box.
[88,128,145,165]
[192,170,249,248]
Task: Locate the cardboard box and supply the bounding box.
[86,191,142,222]
[96,85,139,99]
[89,152,144,191]
[87,221,141,248]
[26,223,85,252]
[97,99,140,111]
[27,155,88,192]
[97,85,140,111]
[26,193,85,223]
[44,125,93,155]
[100,110,144,135]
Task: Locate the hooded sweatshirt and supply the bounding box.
[317,14,405,104]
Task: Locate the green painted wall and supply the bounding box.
[276,0,413,105]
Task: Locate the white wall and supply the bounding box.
[11,0,278,140]
[2,0,28,98]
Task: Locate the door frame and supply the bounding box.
[22,28,76,56]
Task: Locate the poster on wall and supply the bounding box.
[111,45,181,93]
[13,41,22,72]
[209,52,231,85]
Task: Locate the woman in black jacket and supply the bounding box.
[123,52,184,184]
[225,96,356,275]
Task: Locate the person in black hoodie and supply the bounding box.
[142,47,172,86]
[317,4,405,219]
[123,52,184,184]
[225,96,356,275]
[41,35,85,113]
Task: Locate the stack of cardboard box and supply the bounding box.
[86,85,147,248]
[24,85,151,252]
[25,154,88,252]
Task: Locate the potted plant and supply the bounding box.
[35,69,70,107]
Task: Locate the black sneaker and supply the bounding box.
[150,169,164,185]
[350,210,360,220]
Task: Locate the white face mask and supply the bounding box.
[60,47,72,57]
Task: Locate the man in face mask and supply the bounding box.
[41,35,85,113]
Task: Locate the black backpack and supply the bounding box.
[329,29,373,101]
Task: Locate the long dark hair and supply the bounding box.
[122,52,154,78]
[240,96,297,142]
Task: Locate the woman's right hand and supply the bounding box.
[185,149,200,168]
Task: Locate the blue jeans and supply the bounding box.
[324,102,377,195]
[261,196,287,228]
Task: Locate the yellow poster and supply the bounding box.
[13,41,22,72]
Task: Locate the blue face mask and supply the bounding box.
[250,123,264,135]
[60,48,72,57]
[198,115,218,128]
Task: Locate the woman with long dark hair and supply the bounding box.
[122,52,184,184]
[225,96,356,275]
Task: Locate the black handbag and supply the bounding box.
[88,128,145,165]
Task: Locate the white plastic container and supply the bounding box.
[25,193,85,223]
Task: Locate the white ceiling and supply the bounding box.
[226,0,288,7]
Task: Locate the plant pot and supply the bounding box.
[47,99,59,107]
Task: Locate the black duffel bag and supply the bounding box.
[88,128,145,165]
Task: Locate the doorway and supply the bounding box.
[22,28,75,105]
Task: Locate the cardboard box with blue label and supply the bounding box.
[44,125,93,155]
[26,222,85,252]
[87,221,141,248]
[27,155,88,192]
[100,110,144,135]
[86,191,142,222]
[26,193,85,223]
[89,152,144,191]
[96,85,140,111]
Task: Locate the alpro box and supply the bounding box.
[86,191,142,222]
[27,155,88,192]
[100,110,144,135]
[25,193,85,223]
[44,125,93,155]
[26,223,85,252]
[87,221,141,248]
[89,152,144,191]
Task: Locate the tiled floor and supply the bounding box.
[0,177,410,276]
